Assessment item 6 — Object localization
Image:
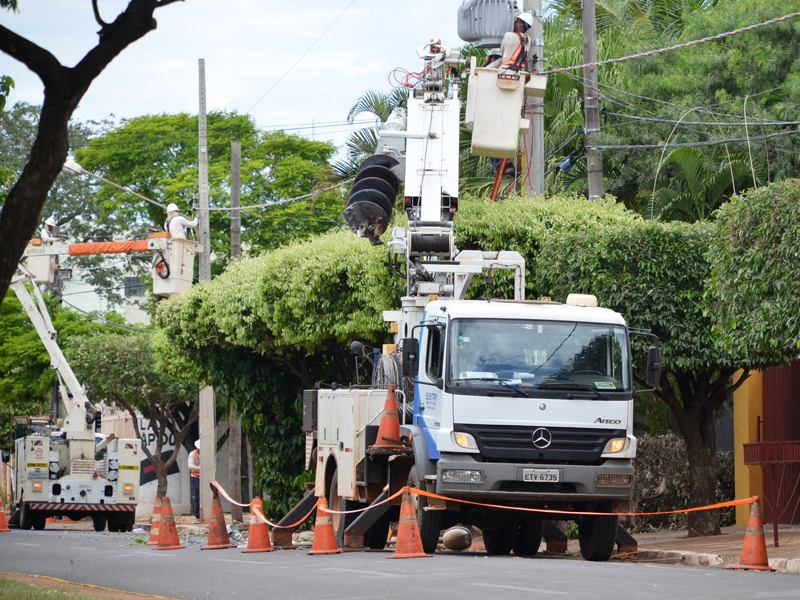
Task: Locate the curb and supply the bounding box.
[636,549,725,567]
[768,558,800,573]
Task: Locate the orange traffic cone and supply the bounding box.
[153,497,184,550]
[146,497,162,545]
[45,516,56,524]
[388,486,431,559]
[0,498,10,532]
[732,496,776,571]
[242,498,274,553]
[201,492,235,550]
[369,385,406,450]
[307,497,342,555]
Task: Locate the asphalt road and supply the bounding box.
[1,529,797,600]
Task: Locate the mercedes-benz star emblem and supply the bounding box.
[539,403,546,411]
[532,428,552,449]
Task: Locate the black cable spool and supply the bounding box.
[410,233,451,255]
[354,165,400,196]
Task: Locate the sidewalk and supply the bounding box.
[623,523,800,572]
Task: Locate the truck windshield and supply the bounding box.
[448,319,630,393]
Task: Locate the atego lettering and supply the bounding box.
[594,418,622,424]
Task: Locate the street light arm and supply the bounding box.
[63,161,166,209]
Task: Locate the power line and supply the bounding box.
[247,0,357,112]
[61,299,154,334]
[590,129,800,150]
[604,112,800,128]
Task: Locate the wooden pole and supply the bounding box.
[198,58,216,523]
[228,140,243,521]
[582,0,604,200]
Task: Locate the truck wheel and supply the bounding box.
[513,519,544,556]
[484,521,516,556]
[407,466,442,554]
[19,500,33,530]
[93,515,107,532]
[363,514,391,550]
[32,512,47,530]
[578,510,617,562]
[328,468,363,547]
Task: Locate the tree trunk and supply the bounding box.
[683,427,720,536]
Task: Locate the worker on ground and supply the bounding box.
[164,203,198,240]
[189,440,200,523]
[41,216,59,243]
[486,12,533,70]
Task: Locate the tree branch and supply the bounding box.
[92,0,109,27]
[0,24,65,89]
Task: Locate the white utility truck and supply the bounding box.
[305,31,661,562]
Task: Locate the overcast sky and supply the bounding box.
[1,0,465,152]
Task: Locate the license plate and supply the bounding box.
[522,469,559,482]
[28,471,48,479]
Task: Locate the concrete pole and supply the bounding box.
[522,0,544,197]
[582,0,604,200]
[198,59,216,522]
[228,140,243,520]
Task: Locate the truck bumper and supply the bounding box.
[436,453,634,504]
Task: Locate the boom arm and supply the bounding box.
[11,264,93,435]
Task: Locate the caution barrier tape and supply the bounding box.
[319,488,405,515]
[212,480,253,508]
[212,480,319,529]
[409,487,755,517]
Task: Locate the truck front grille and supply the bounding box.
[455,423,625,464]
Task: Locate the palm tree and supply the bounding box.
[652,147,763,222]
[334,88,407,177]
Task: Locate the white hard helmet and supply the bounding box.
[516,12,534,29]
[194,440,201,450]
[166,203,179,213]
[45,217,56,227]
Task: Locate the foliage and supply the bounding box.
[69,333,198,498]
[631,433,734,532]
[0,290,115,445]
[709,179,800,363]
[604,0,800,214]
[74,112,341,268]
[0,75,12,112]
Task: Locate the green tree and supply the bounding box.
[535,219,760,536]
[0,0,185,309]
[0,290,115,445]
[75,113,341,260]
[69,333,198,499]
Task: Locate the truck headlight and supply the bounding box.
[441,469,484,484]
[602,438,627,454]
[452,432,478,450]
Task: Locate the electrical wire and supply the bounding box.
[605,112,800,128]
[589,129,800,150]
[202,177,354,212]
[247,0,357,112]
[60,299,154,334]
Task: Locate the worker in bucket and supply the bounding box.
[486,12,533,70]
[164,203,198,239]
[41,216,59,243]
[189,440,201,523]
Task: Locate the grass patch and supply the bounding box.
[0,578,118,600]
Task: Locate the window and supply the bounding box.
[425,326,444,381]
[124,276,144,297]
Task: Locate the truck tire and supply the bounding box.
[363,513,391,550]
[19,500,33,531]
[484,521,516,556]
[328,468,363,547]
[513,519,544,556]
[407,466,442,554]
[93,515,107,532]
[32,512,47,531]
[578,511,617,562]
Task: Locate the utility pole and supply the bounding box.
[197,58,216,522]
[582,0,604,200]
[228,140,242,521]
[522,0,544,197]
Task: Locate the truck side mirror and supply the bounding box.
[646,346,662,389]
[402,338,419,377]
[1,449,9,463]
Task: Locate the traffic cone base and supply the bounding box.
[201,492,235,550]
[388,487,430,559]
[242,498,274,553]
[146,497,162,545]
[370,385,406,450]
[153,497,184,550]
[0,499,10,532]
[731,497,775,571]
[308,497,342,555]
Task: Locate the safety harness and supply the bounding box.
[500,32,529,70]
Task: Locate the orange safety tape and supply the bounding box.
[212,480,320,529]
[409,488,755,517]
[319,488,405,515]
[212,480,253,508]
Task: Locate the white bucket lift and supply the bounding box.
[465,56,547,158]
[148,233,198,296]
